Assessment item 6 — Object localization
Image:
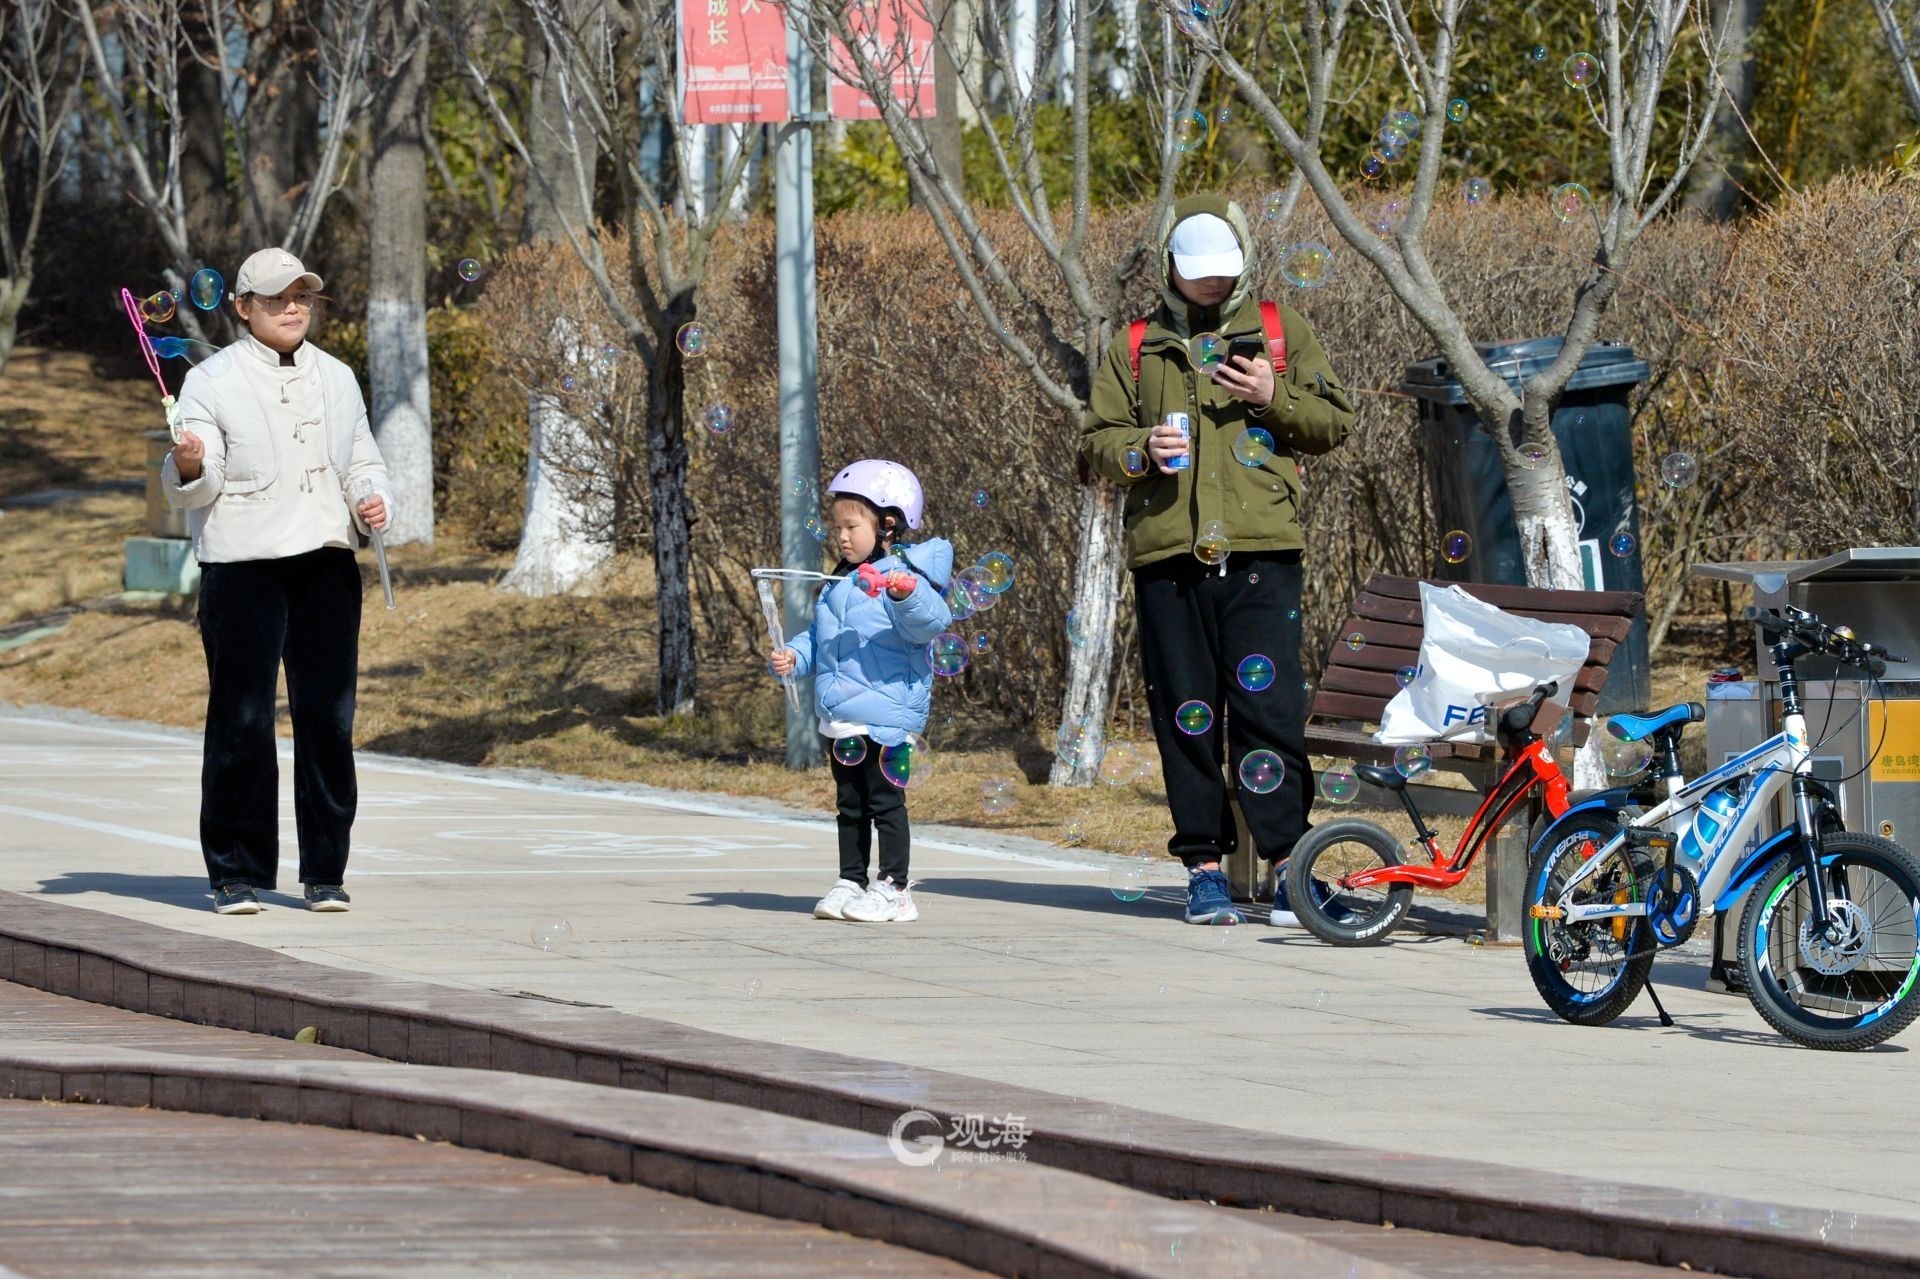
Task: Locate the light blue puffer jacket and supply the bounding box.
[782,539,955,747]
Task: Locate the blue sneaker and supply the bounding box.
[1269,861,1342,928]
[1184,868,1242,925]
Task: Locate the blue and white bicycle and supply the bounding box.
[1523,605,1920,1050]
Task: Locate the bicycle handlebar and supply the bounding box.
[1743,606,1903,677]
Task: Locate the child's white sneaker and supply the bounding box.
[814,878,865,920]
[843,877,918,923]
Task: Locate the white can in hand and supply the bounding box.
[1165,412,1191,471]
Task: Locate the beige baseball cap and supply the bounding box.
[233,247,323,298]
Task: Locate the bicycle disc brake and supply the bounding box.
[1799,898,1872,976]
[1644,864,1700,948]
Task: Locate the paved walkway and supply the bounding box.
[3,707,1916,1225]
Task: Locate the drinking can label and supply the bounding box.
[1166,412,1191,470]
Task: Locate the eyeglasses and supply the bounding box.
[249,291,323,312]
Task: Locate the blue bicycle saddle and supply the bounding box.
[1606,702,1705,742]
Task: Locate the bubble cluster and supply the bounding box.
[980,776,1016,817]
[832,736,869,766]
[928,631,971,677]
[704,403,735,435]
[1175,110,1210,153]
[1661,452,1698,488]
[675,321,709,357]
[531,917,573,950]
[1232,427,1274,468]
[879,733,933,788]
[1238,750,1285,795]
[1394,743,1433,779]
[1609,531,1636,557]
[1192,519,1230,565]
[1318,764,1359,804]
[1551,182,1592,224]
[1463,176,1491,207]
[1442,529,1472,564]
[458,258,483,282]
[1563,52,1599,88]
[1446,98,1469,123]
[188,268,224,310]
[1237,653,1275,692]
[1280,242,1334,289]
[1175,700,1214,736]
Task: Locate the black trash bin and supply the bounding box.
[1400,336,1652,714]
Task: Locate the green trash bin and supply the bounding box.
[1399,336,1652,714]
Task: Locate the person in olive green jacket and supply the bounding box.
[1081,193,1355,927]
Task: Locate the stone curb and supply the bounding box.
[0,1040,1411,1279]
[3,891,1915,1279]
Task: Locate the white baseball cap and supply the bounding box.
[1168,213,1245,279]
[234,247,323,298]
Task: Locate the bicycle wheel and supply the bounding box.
[1285,820,1413,946]
[1739,832,1920,1051]
[1523,816,1656,1026]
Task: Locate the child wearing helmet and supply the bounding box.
[770,460,953,923]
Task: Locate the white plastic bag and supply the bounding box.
[1374,582,1590,745]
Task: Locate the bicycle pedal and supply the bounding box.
[1529,904,1565,920]
[1623,827,1675,854]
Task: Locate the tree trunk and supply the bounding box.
[245,4,323,244]
[910,0,963,207]
[0,273,29,373]
[1048,481,1127,785]
[646,312,698,717]
[367,0,434,547]
[178,4,230,252]
[501,379,613,595]
[1683,0,1764,219]
[521,0,600,242]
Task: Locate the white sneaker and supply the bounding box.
[814,879,865,920]
[842,877,919,923]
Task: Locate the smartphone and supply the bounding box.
[1226,337,1265,366]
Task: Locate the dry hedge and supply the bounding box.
[449,174,1910,731]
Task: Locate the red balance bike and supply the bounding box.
[1286,682,1573,945]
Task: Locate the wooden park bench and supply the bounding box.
[1226,573,1644,939]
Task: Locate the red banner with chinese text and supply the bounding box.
[677,0,789,124]
[827,0,937,120]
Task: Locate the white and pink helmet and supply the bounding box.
[827,459,926,529]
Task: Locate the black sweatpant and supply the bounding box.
[1135,551,1314,868]
[197,547,362,890]
[826,735,910,889]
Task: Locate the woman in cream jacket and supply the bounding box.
[161,247,395,916]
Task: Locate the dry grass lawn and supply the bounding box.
[0,346,1744,898]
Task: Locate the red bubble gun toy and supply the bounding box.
[856,564,888,597]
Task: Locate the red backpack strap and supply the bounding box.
[1258,300,1288,376]
[1128,318,1148,382]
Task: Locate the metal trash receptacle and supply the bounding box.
[1690,549,1920,991]
[1400,337,1652,714]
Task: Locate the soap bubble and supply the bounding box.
[1463,176,1491,207]
[457,258,483,282]
[1372,198,1408,237]
[1529,44,1549,64]
[1063,822,1086,845]
[1216,106,1233,125]
[188,268,224,310]
[1395,665,1418,688]
[1563,52,1599,88]
[1345,631,1366,652]
[1065,608,1090,648]
[675,321,709,357]
[531,917,573,950]
[1600,717,1652,778]
[1551,182,1592,223]
[1388,108,1421,140]
[1110,860,1150,902]
[1175,110,1210,152]
[1262,190,1286,221]
[879,733,932,788]
[1237,653,1275,692]
[600,343,619,366]
[1122,448,1150,478]
[1099,741,1140,785]
[1232,427,1274,468]
[140,290,177,324]
[562,374,577,391]
[1056,718,1101,769]
[804,513,828,543]
[971,632,992,654]
[1238,749,1286,795]
[1517,441,1549,469]
[954,565,997,611]
[1193,519,1230,565]
[704,403,735,435]
[1609,531,1636,557]
[977,551,1017,593]
[980,776,1015,817]
[1394,743,1433,779]
[1190,331,1227,370]
[1318,764,1359,804]
[1361,153,1386,181]
[944,581,976,622]
[1190,0,1230,17]
[1442,529,1471,563]
[1661,452,1698,488]
[1280,242,1333,288]
[972,488,990,509]
[1377,129,1410,163]
[928,631,971,677]
[1176,700,1214,735]
[832,736,868,766]
[1446,98,1469,123]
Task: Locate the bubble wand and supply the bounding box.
[349,477,397,610]
[119,287,184,443]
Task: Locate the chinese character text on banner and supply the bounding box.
[677,0,789,124]
[827,0,937,120]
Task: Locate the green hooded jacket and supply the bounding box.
[1080,193,1356,569]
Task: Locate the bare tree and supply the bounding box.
[1682,0,1762,218]
[1871,0,1920,125]
[437,0,756,716]
[0,0,79,370]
